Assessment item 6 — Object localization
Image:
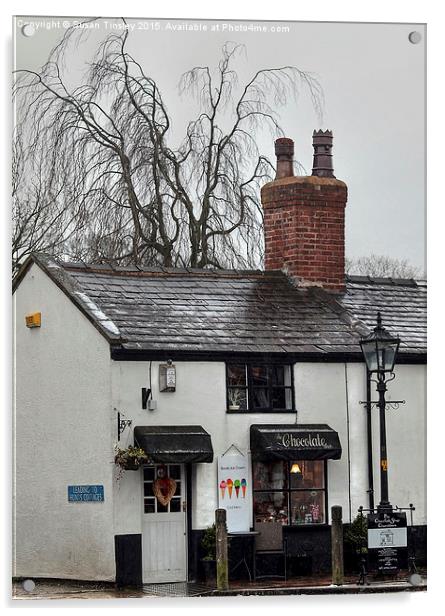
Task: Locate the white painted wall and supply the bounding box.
[113,360,426,533]
[113,360,304,532]
[371,364,427,525]
[345,363,370,520]
[13,263,116,581]
[296,362,427,525]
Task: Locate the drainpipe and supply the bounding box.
[366,369,375,511]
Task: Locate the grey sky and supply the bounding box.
[13,16,426,272]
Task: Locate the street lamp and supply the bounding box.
[360,312,400,515]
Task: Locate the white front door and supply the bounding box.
[142,463,187,583]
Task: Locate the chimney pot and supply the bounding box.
[274,137,295,179]
[312,129,335,178]
[261,131,348,292]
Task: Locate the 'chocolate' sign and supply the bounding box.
[250,424,342,461]
[279,432,330,448]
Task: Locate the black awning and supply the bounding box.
[250,424,342,462]
[134,425,213,464]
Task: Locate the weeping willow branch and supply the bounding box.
[13,23,324,272]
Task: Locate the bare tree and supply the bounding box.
[13,20,323,271]
[12,129,89,273]
[345,254,422,278]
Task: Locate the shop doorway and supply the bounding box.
[142,463,187,583]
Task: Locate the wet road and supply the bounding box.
[12,573,426,601]
[12,579,215,600]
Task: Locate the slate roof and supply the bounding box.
[15,254,426,359]
[340,276,427,356]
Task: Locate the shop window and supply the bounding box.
[253,460,326,549]
[226,364,294,412]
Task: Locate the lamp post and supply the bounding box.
[360,312,400,515]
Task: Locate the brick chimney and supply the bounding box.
[261,131,348,292]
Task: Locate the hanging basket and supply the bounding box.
[123,460,141,471]
[114,446,149,472]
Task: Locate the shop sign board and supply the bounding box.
[367,511,407,573]
[68,485,104,502]
[218,448,250,532]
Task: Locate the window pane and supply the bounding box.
[252,387,270,409]
[168,465,181,480]
[253,461,287,490]
[227,387,247,410]
[170,498,181,512]
[253,491,288,525]
[251,366,268,386]
[290,491,325,524]
[227,365,246,387]
[144,482,153,497]
[270,365,292,386]
[285,388,293,409]
[290,461,325,489]
[271,365,284,386]
[271,387,286,409]
[272,387,292,409]
[144,467,155,481]
[157,501,168,513]
[144,499,155,514]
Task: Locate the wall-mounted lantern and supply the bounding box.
[142,388,157,411]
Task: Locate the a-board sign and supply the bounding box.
[68,485,104,502]
[367,511,407,573]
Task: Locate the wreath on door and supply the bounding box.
[153,467,177,506]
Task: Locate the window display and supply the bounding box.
[253,460,326,529]
[253,460,287,491]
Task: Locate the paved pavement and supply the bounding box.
[12,573,427,600]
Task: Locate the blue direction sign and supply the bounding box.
[68,485,104,502]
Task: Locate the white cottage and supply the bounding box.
[12,132,426,585]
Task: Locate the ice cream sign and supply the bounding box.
[220,478,247,500]
[218,447,250,532]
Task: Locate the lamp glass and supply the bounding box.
[360,324,400,373]
[290,463,302,474]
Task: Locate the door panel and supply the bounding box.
[142,464,187,583]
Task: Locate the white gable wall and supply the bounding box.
[13,263,115,581]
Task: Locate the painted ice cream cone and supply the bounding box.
[227,478,233,498]
[219,480,226,499]
[241,478,247,498]
[234,479,240,498]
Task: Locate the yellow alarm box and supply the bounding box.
[25,312,41,328]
